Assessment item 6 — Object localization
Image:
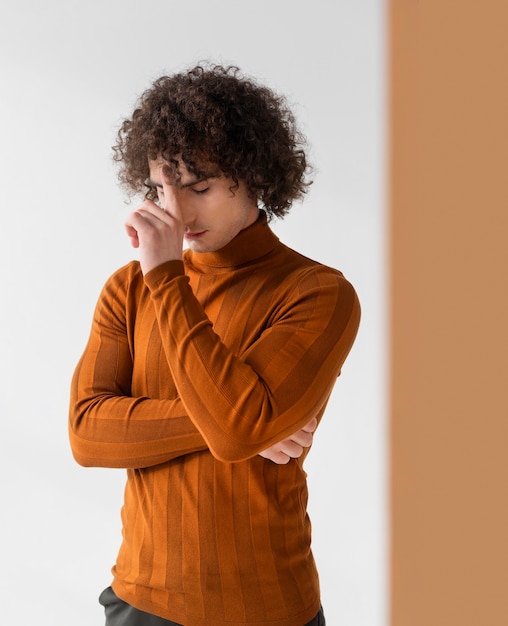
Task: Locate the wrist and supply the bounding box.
[143,260,185,287]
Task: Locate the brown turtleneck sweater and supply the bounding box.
[69,212,360,625]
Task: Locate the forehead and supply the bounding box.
[148,157,191,185]
[148,156,221,186]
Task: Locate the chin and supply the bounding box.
[187,231,238,253]
[187,240,216,253]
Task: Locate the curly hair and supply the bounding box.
[112,64,312,218]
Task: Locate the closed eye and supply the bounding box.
[187,179,211,194]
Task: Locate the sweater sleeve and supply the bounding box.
[145,260,361,463]
[68,264,208,469]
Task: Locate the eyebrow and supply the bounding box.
[147,177,207,189]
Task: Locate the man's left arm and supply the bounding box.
[146,262,360,463]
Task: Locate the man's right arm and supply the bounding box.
[68,266,209,468]
[68,265,314,469]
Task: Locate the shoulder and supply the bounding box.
[269,243,360,330]
[277,242,358,298]
[101,260,143,291]
[92,261,147,329]
[96,261,146,308]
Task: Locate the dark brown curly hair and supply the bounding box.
[112,64,311,218]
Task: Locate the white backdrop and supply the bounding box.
[0,1,387,624]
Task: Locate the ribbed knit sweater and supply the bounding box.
[69,212,360,625]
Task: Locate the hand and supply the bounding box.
[258,418,318,464]
[124,197,184,275]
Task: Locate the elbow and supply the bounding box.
[70,449,95,468]
[68,404,88,462]
[206,434,268,463]
[207,439,256,464]
[68,424,95,467]
[68,405,108,468]
[209,448,250,464]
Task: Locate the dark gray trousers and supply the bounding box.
[99,586,326,625]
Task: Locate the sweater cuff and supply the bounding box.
[144,260,185,289]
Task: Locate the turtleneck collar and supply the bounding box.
[184,211,280,271]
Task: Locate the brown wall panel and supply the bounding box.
[389,2,508,625]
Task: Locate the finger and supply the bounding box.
[125,208,169,240]
[124,224,140,248]
[278,440,304,458]
[132,202,168,225]
[301,417,318,433]
[132,208,163,227]
[259,450,291,464]
[289,430,314,448]
[160,176,184,223]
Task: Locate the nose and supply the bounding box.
[162,186,195,227]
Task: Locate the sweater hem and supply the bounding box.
[111,579,321,626]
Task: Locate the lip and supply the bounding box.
[184,230,207,239]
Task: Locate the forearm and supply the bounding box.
[69,382,207,468]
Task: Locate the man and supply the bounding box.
[69,64,360,626]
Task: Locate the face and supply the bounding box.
[148,158,259,253]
